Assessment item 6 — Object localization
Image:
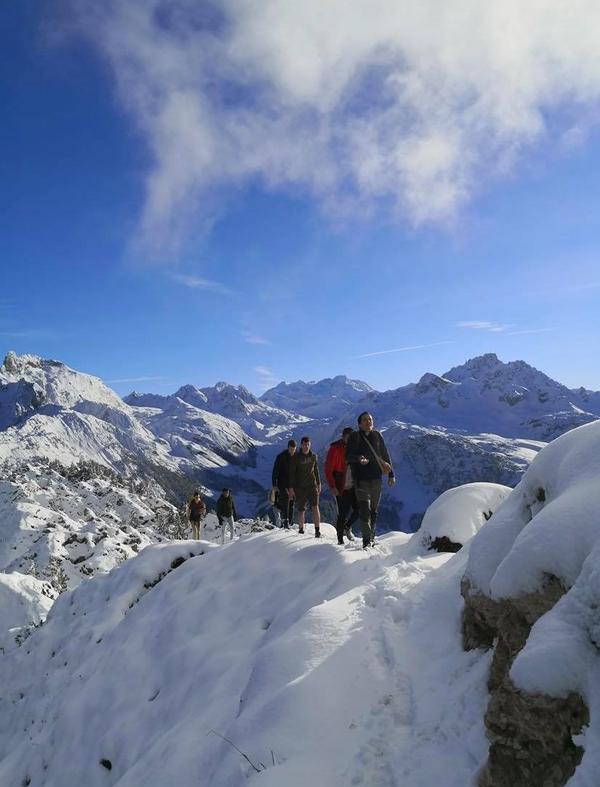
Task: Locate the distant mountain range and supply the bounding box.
[1,349,599,611]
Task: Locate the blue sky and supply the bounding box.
[2,1,600,396]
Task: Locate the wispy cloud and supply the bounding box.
[0,329,60,339]
[242,329,271,346]
[356,341,454,359]
[506,328,555,336]
[171,274,236,296]
[456,321,513,333]
[63,1,600,249]
[105,375,169,384]
[254,365,279,391]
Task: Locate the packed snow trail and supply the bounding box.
[0,527,490,787]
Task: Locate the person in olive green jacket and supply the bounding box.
[216,489,237,544]
[288,436,322,538]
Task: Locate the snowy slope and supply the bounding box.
[0,528,491,787]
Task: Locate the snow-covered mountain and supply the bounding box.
[359,353,600,440]
[261,374,373,418]
[0,352,176,476]
[127,381,306,440]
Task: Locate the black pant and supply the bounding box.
[277,486,294,527]
[355,479,382,546]
[335,489,359,542]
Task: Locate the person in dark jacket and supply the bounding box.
[271,439,296,529]
[325,427,358,545]
[187,491,207,540]
[216,488,237,544]
[288,436,321,537]
[345,412,395,548]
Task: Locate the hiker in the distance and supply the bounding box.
[187,490,207,540]
[271,439,297,529]
[288,436,322,538]
[325,426,358,545]
[345,412,395,549]
[216,488,237,544]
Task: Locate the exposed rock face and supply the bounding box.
[462,576,589,787]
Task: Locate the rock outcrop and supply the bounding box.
[462,575,589,787]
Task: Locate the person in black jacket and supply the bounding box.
[271,439,296,529]
[216,489,237,544]
[345,412,395,548]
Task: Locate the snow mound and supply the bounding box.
[415,482,512,552]
[0,530,491,787]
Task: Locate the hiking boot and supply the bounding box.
[337,539,344,546]
[283,524,290,530]
[344,528,355,541]
[314,529,321,538]
[298,528,305,535]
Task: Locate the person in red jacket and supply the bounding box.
[325,426,359,545]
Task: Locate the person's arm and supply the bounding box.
[233,501,238,520]
[344,432,360,464]
[272,454,280,487]
[314,455,321,489]
[288,456,296,491]
[377,432,395,483]
[324,446,336,491]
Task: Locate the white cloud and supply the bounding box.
[242,329,271,346]
[457,321,513,333]
[356,340,454,358]
[171,274,235,296]
[64,0,600,248]
[254,365,279,390]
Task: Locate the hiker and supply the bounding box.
[271,439,297,529]
[216,488,237,544]
[325,426,358,545]
[346,412,395,548]
[187,491,207,540]
[288,436,322,537]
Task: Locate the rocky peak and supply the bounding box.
[2,351,45,377]
[415,372,454,393]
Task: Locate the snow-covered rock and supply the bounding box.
[414,482,512,552]
[462,419,600,785]
[0,572,55,652]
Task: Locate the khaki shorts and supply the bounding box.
[294,486,319,509]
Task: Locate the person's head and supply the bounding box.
[300,436,311,453]
[193,490,201,499]
[287,439,297,456]
[342,426,353,443]
[357,411,374,432]
[222,488,230,497]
